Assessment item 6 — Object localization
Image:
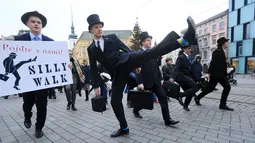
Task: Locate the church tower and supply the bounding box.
[68,5,78,50]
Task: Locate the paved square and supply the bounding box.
[0,76,255,143]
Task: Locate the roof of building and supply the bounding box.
[18,29,30,35]
[181,9,228,34]
[79,30,133,39]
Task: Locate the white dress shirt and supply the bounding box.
[94,37,104,52]
[30,32,42,41]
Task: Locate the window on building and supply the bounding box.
[243,23,251,39]
[231,58,239,73]
[237,41,243,56]
[212,25,216,32]
[231,27,234,42]
[212,35,217,45]
[203,50,208,59]
[245,0,248,5]
[199,30,202,35]
[247,57,255,73]
[219,33,225,38]
[73,42,76,46]
[232,0,235,11]
[204,38,208,47]
[219,22,225,30]
[204,28,208,34]
[237,9,241,25]
[199,39,202,48]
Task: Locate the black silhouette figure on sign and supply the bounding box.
[1,52,37,90]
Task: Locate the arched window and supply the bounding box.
[198,39,202,48]
[204,38,208,47]
[203,50,208,59]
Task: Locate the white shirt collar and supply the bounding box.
[142,47,150,51]
[183,52,189,58]
[94,37,104,46]
[30,32,42,41]
[94,37,104,51]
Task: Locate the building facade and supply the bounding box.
[228,0,255,74]
[72,30,133,63]
[181,10,228,73]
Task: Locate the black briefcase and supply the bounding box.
[0,74,9,81]
[162,81,180,99]
[128,90,153,110]
[91,96,106,113]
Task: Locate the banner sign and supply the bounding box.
[0,41,73,96]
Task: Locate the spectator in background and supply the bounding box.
[82,59,91,101]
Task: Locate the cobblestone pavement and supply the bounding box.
[0,77,255,143]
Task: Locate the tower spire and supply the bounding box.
[69,4,77,39]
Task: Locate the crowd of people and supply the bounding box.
[1,11,235,139]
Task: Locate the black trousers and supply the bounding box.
[22,89,48,131]
[196,77,230,106]
[133,85,170,121]
[110,31,180,129]
[176,75,199,107]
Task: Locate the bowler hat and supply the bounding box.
[87,14,104,31]
[9,52,17,56]
[139,32,152,43]
[217,37,229,46]
[21,11,47,28]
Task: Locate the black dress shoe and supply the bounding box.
[24,119,32,129]
[183,106,190,111]
[176,96,184,106]
[183,16,197,45]
[35,130,44,138]
[133,112,143,118]
[110,129,129,137]
[165,118,180,126]
[66,103,71,110]
[72,105,77,111]
[219,105,234,111]
[194,98,202,106]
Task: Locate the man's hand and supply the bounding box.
[68,62,72,69]
[138,84,144,90]
[161,80,164,85]
[94,88,100,96]
[169,78,174,82]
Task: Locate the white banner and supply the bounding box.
[0,41,73,96]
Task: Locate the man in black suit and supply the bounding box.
[194,37,234,111]
[172,47,199,111]
[133,32,180,125]
[14,11,54,138]
[87,14,197,137]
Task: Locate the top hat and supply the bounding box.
[21,11,47,28]
[217,37,229,46]
[9,52,17,56]
[87,14,104,31]
[139,32,153,43]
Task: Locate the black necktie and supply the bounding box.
[97,40,102,51]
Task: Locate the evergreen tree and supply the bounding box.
[130,17,142,51]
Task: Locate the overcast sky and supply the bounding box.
[1,0,228,42]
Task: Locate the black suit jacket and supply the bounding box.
[14,33,53,41]
[136,49,162,88]
[208,48,227,80]
[87,34,131,88]
[172,54,192,81]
